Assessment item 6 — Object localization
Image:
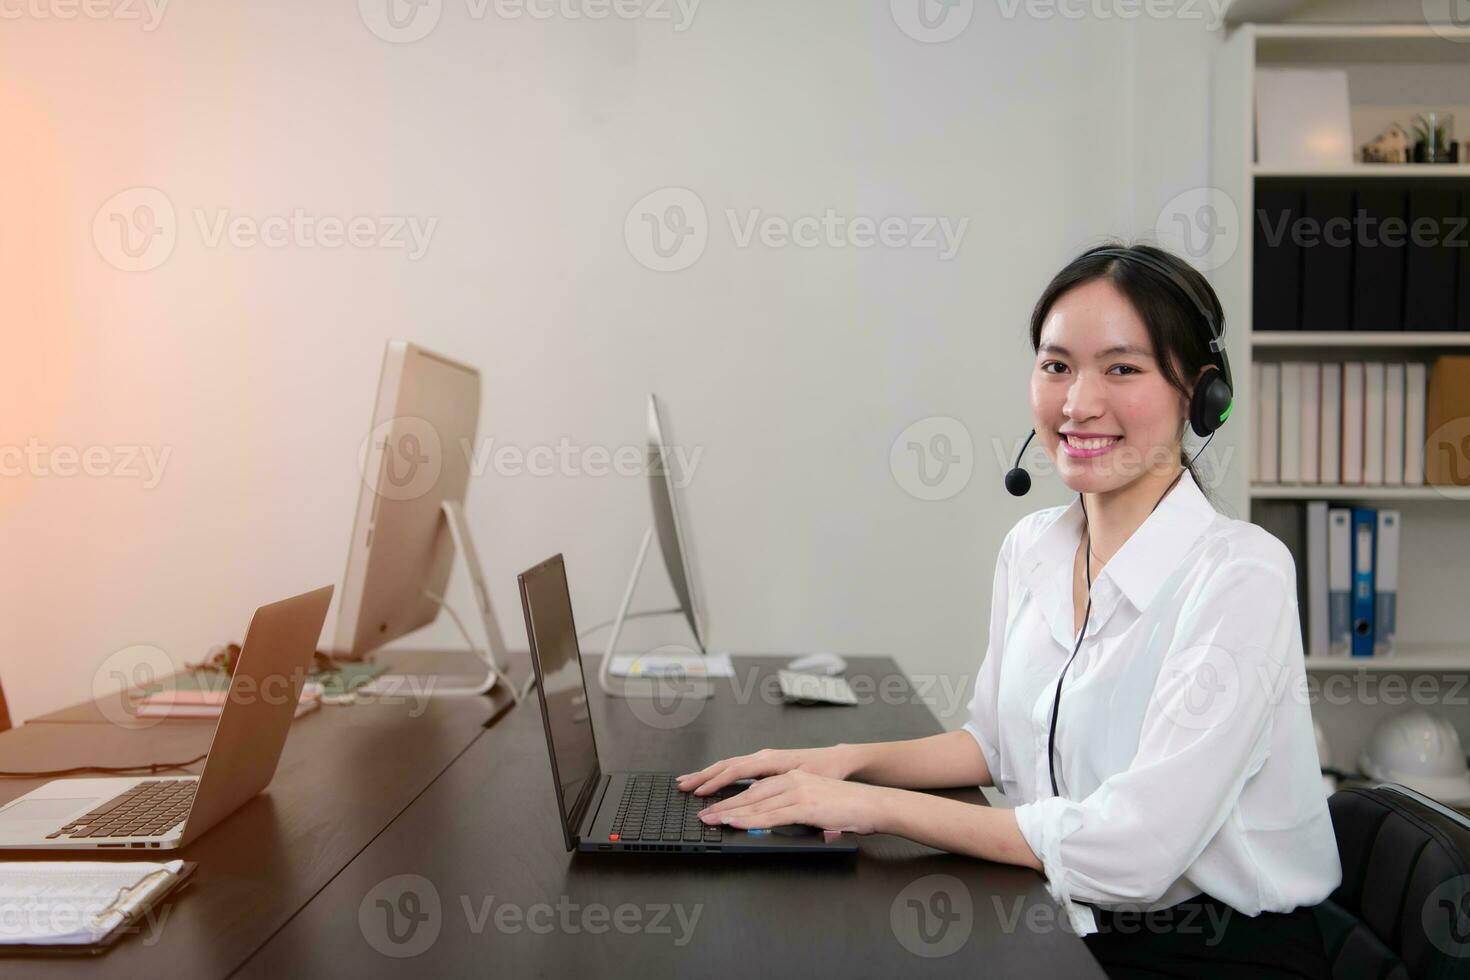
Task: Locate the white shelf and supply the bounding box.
[1254,164,1470,178]
[1251,484,1470,501]
[1250,331,1470,347]
[1306,646,1470,673]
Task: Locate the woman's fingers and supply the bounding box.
[711,802,809,831]
[678,751,786,795]
[697,774,786,816]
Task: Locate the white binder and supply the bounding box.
[1405,362,1427,486]
[1301,363,1320,485]
[1280,362,1302,484]
[1306,501,1329,658]
[1374,509,1400,657]
[1260,363,1281,484]
[1384,363,1405,486]
[1320,363,1341,486]
[1341,362,1364,485]
[1363,362,1385,485]
[1327,507,1353,656]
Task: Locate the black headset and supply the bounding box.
[999,245,1233,797]
[1004,245,1234,498]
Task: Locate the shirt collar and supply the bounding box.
[1018,469,1218,615]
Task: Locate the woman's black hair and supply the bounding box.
[1027,242,1225,500]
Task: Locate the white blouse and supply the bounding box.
[964,470,1341,937]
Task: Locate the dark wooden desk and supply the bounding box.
[0,651,518,978]
[238,656,1104,978]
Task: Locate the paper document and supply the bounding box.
[609,653,734,678]
[0,860,184,945]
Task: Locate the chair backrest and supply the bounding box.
[1315,784,1470,980]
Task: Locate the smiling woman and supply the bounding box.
[679,244,1340,980]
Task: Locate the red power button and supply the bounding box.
[608,833,620,841]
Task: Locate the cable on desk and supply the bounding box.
[0,752,208,778]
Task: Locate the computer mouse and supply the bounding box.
[786,652,846,676]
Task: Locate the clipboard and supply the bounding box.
[0,861,197,957]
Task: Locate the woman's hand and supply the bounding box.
[694,769,894,835]
[676,745,860,796]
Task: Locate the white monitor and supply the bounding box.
[334,340,483,660]
[646,394,708,654]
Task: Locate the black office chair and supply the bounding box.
[1314,784,1470,980]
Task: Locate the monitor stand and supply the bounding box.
[595,526,714,701]
[357,500,519,702]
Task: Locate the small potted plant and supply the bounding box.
[1412,112,1457,163]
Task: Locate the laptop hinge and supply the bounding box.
[577,773,611,843]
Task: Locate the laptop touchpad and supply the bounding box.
[0,798,94,822]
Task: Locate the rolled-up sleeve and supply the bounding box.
[1013,556,1296,935]
[962,531,1011,788]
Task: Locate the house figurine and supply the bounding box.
[1362,123,1409,164]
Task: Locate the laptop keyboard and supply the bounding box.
[46,779,196,840]
[610,773,736,844]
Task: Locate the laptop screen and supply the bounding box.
[518,554,601,849]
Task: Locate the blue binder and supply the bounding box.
[1350,508,1376,657]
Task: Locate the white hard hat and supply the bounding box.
[1359,710,1470,805]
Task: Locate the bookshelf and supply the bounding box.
[1210,21,1470,770]
[1249,485,1470,502]
[1250,331,1470,348]
[1303,645,1470,674]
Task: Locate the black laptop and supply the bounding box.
[517,554,857,856]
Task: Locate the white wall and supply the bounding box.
[0,1,1224,726]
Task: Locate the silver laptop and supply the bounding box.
[0,586,333,851]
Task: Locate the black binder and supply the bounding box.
[1253,187,1303,331]
[1299,186,1354,332]
[1351,187,1407,331]
[1403,187,1459,332]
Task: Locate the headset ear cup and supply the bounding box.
[1189,366,1233,437]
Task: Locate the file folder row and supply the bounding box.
[1252,361,1426,486]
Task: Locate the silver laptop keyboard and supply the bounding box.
[47,779,195,840]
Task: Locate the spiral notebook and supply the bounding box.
[0,859,195,955]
